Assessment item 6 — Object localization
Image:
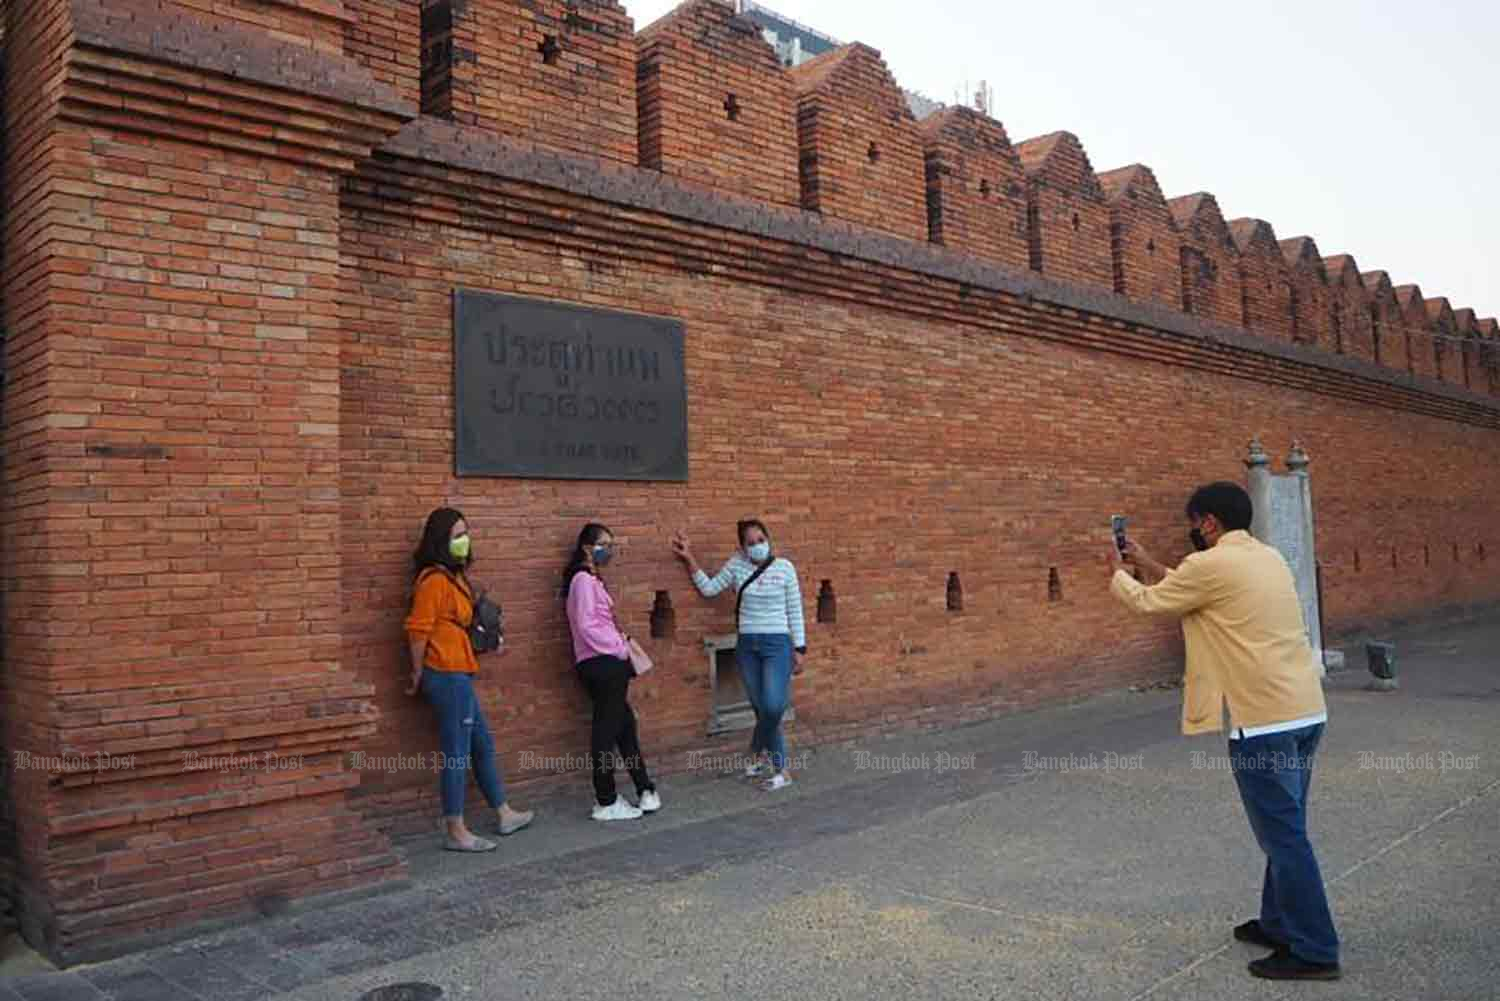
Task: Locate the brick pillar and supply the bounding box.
[1014,131,1113,292]
[2,0,413,963]
[636,0,799,204]
[1168,193,1244,329]
[920,106,1028,270]
[421,0,638,163]
[1231,218,1294,341]
[1098,164,1182,309]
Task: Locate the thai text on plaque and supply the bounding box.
[454,291,689,480]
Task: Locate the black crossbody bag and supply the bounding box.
[735,558,776,629]
[419,567,504,654]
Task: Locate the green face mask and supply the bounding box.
[449,534,472,561]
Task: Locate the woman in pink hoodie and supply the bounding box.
[562,522,661,822]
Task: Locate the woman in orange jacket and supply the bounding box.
[405,507,533,852]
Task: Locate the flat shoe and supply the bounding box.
[499,810,535,836]
[443,836,497,853]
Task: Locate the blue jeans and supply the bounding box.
[1229,723,1339,964]
[421,669,506,818]
[736,633,794,773]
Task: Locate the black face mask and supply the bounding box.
[1189,528,1209,552]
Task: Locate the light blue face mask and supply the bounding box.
[746,542,771,563]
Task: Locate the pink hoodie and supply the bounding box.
[566,571,629,665]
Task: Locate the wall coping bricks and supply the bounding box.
[375,116,1500,425]
[69,0,415,120]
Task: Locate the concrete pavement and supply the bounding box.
[4,615,1496,1001]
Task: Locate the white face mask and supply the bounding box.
[746,542,771,563]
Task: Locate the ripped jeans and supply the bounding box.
[420,668,506,817]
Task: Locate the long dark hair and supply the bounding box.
[561,522,611,599]
[414,507,470,578]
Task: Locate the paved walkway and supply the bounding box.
[4,617,1497,1001]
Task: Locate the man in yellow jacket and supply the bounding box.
[1110,481,1340,981]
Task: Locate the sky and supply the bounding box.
[622,0,1500,320]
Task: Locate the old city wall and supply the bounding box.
[2,0,1498,963]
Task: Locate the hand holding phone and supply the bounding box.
[1111,515,1129,556]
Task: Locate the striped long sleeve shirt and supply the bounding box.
[692,553,807,648]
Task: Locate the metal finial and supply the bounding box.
[1287,440,1310,472]
[1245,437,1270,469]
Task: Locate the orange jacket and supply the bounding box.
[404,568,479,674]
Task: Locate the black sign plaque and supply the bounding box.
[454,290,689,481]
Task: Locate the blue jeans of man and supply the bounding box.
[736,633,794,772]
[1229,722,1339,965]
[421,669,506,817]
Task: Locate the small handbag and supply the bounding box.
[626,636,654,677]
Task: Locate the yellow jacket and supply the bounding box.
[1111,530,1326,735]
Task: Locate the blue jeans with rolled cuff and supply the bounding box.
[420,669,506,818]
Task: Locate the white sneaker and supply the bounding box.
[638,790,662,813]
[592,798,644,822]
[762,773,793,792]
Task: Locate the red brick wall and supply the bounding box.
[1098,164,1182,309]
[1362,271,1405,373]
[1015,132,1113,292]
[2,0,76,951]
[1425,299,1460,384]
[341,129,1500,836]
[345,0,421,108]
[1453,310,1481,392]
[1323,256,1374,363]
[171,0,346,54]
[1232,219,1294,341]
[1279,238,1331,349]
[5,0,1500,964]
[421,0,638,163]
[789,44,927,241]
[1397,287,1435,379]
[0,0,413,962]
[636,0,799,205]
[920,107,1028,270]
[1170,193,1243,329]
[1482,322,1500,394]
[21,117,404,958]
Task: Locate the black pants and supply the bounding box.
[576,655,654,806]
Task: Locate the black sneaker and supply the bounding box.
[1233,919,1285,950]
[1248,951,1341,981]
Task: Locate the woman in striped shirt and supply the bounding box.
[671,519,806,790]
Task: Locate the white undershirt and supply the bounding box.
[1229,712,1328,741]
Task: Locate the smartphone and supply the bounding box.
[1111,515,1128,554]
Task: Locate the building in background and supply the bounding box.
[734,0,838,67]
[734,0,945,117]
